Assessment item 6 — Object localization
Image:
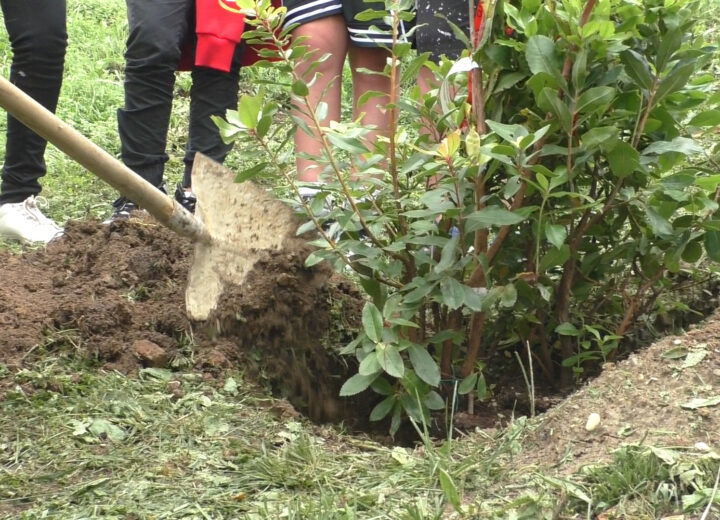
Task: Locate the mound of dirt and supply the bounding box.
[515,313,720,473]
[0,218,365,423]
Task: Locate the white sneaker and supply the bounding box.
[0,196,64,244]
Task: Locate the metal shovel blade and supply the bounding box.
[186,153,308,321]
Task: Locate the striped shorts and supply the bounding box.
[282,0,406,47]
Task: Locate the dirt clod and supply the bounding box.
[133,340,169,368]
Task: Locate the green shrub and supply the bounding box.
[219,0,719,432]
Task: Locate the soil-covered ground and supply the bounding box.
[514,316,720,473]
[0,218,365,423]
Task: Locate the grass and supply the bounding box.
[1,0,720,518]
[0,352,497,519]
[1,349,718,518]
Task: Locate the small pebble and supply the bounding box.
[585,413,601,432]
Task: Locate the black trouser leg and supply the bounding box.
[120,0,243,193]
[118,0,193,191]
[0,0,67,205]
[182,47,243,188]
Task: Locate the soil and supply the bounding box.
[0,218,366,424]
[513,313,720,473]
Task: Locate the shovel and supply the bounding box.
[0,75,312,321]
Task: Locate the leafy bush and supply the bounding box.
[218,0,719,432]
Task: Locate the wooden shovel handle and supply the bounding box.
[0,75,208,243]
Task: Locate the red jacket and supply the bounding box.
[180,0,281,73]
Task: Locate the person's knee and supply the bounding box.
[11,27,67,64]
[125,26,183,69]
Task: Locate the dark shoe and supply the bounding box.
[104,184,166,224]
[174,183,197,213]
[103,197,140,224]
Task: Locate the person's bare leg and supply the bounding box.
[348,46,392,154]
[292,16,348,183]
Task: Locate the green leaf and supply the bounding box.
[371,377,393,396]
[404,280,437,303]
[256,114,273,139]
[358,352,381,376]
[408,346,441,387]
[235,161,270,183]
[314,101,328,121]
[620,50,654,92]
[581,20,614,38]
[354,8,388,22]
[362,303,384,343]
[655,60,695,102]
[376,343,405,378]
[327,134,368,154]
[499,283,517,308]
[681,241,703,263]
[223,377,238,395]
[555,322,581,336]
[402,52,432,85]
[434,234,459,274]
[642,137,703,156]
[680,396,720,409]
[458,373,478,395]
[575,86,615,114]
[476,373,488,400]
[535,172,549,193]
[139,367,174,381]
[645,207,673,236]
[440,277,465,310]
[526,35,562,78]
[466,207,528,231]
[439,469,462,512]
[304,251,328,267]
[340,373,377,396]
[424,391,445,410]
[661,346,688,359]
[485,120,528,143]
[399,393,425,424]
[369,396,396,421]
[465,128,481,158]
[539,244,570,272]
[545,224,567,249]
[494,71,527,92]
[689,110,720,127]
[463,285,485,311]
[572,49,587,91]
[607,141,639,178]
[656,27,683,73]
[538,88,572,133]
[581,126,618,149]
[356,90,389,110]
[88,419,126,442]
[237,93,263,129]
[291,79,309,97]
[212,114,243,142]
[704,231,720,262]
